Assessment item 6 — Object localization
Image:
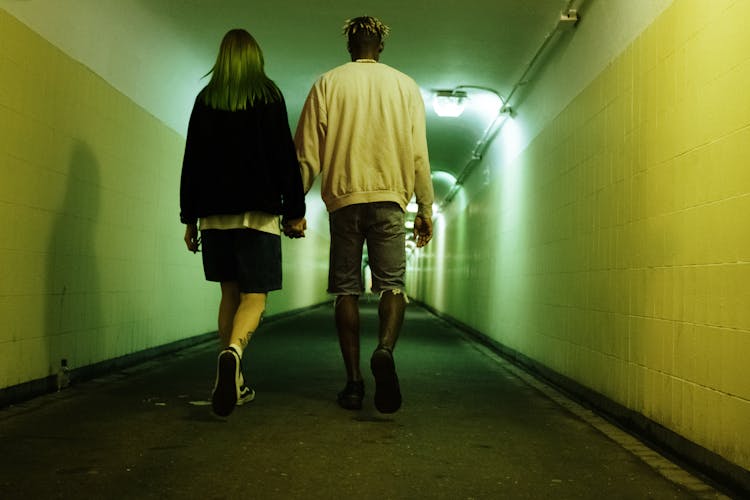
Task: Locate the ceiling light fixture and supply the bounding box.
[432,90,468,117]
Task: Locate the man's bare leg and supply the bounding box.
[377,289,406,350]
[371,289,406,413]
[335,295,364,409]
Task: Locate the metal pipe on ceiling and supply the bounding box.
[440,0,584,208]
[501,0,582,114]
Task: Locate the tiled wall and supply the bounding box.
[0,9,330,390]
[409,0,750,470]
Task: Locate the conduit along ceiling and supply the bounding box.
[2,0,578,209]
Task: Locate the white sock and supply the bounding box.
[229,343,243,358]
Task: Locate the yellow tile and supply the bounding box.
[19,336,50,380]
[729,0,750,23]
[726,59,750,131]
[673,321,694,379]
[692,385,722,449]
[0,55,13,106]
[726,262,750,332]
[734,262,750,332]
[0,11,26,65]
[677,379,696,435]
[711,1,749,73]
[700,325,727,390]
[656,4,677,60]
[658,319,676,374]
[722,330,750,399]
[642,23,660,72]
[625,362,643,410]
[0,9,9,43]
[15,206,55,254]
[731,193,750,263]
[680,265,696,323]
[720,397,750,470]
[669,0,697,48]
[720,128,750,198]
[716,199,741,264]
[695,265,713,325]
[706,63,750,145]
[0,154,40,207]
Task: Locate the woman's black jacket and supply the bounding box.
[179,93,306,225]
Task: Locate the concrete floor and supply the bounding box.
[0,302,733,499]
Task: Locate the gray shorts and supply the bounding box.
[328,202,406,295]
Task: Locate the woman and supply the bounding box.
[179,29,306,417]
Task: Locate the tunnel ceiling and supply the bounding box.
[2,0,571,203]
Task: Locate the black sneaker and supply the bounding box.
[337,380,365,410]
[211,348,241,417]
[235,360,257,406]
[237,384,255,405]
[370,346,401,413]
[235,369,255,405]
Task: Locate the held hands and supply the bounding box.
[283,217,307,239]
[413,214,433,248]
[184,223,200,253]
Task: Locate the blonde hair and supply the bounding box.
[342,16,390,40]
[202,29,281,111]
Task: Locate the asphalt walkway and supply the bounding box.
[0,302,731,499]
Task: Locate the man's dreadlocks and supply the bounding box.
[342,16,390,41]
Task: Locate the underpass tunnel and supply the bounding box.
[0,1,748,497]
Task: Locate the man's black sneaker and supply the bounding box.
[370,346,401,413]
[337,380,365,410]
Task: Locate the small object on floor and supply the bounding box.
[188,400,211,406]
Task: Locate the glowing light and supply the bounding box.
[471,91,503,123]
[432,90,467,117]
[431,170,457,185]
[432,87,505,121]
[500,115,525,164]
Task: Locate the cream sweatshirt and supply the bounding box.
[294,60,434,218]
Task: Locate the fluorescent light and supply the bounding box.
[433,90,467,117]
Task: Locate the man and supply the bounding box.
[290,16,434,414]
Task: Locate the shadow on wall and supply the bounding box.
[45,141,102,388]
